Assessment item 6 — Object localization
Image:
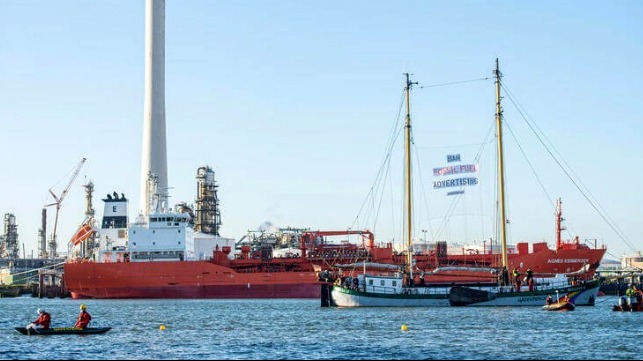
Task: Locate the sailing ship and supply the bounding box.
[448,59,600,307]
[322,59,603,308]
[322,72,456,307]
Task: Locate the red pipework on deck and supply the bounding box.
[299,230,375,258]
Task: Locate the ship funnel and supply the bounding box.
[102,193,129,229]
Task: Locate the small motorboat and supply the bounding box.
[612,296,643,312]
[14,327,112,335]
[542,301,575,311]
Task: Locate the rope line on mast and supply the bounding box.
[417,77,492,89]
[411,144,435,242]
[350,90,406,235]
[501,82,636,253]
[502,119,557,212]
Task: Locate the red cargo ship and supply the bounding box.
[63,193,605,299]
[64,240,605,299]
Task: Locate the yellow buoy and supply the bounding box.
[159,325,166,330]
[401,324,408,332]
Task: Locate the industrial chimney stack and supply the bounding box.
[140,0,168,215]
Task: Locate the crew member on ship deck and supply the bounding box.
[526,268,534,291]
[512,268,521,292]
[500,266,509,286]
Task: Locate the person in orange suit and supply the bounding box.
[74,304,92,329]
[27,308,51,332]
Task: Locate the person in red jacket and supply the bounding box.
[74,304,92,329]
[27,308,51,332]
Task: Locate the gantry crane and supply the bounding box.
[44,157,87,258]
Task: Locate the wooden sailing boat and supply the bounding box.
[448,59,601,307]
[322,73,458,307]
[322,60,601,308]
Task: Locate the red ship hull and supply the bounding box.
[63,243,606,299]
[415,246,607,284]
[64,261,321,299]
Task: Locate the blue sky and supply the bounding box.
[0,1,641,260]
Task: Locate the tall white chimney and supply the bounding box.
[140,0,168,215]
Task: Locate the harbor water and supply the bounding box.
[0,296,640,360]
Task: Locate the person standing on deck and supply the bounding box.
[500,266,509,286]
[74,304,92,329]
[513,268,521,292]
[526,268,534,291]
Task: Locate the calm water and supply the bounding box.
[0,295,640,360]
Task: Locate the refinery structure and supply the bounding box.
[0,213,19,260]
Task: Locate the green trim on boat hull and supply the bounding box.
[330,286,450,307]
[449,280,601,307]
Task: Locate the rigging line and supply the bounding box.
[477,157,487,245]
[360,133,398,239]
[604,250,629,261]
[352,153,382,230]
[472,121,496,163]
[501,83,636,252]
[512,90,635,251]
[471,121,496,242]
[502,119,557,213]
[416,142,489,150]
[368,150,393,237]
[433,190,459,240]
[412,143,435,241]
[417,77,492,89]
[493,130,501,248]
[386,153,397,242]
[434,191,465,241]
[384,91,408,156]
[350,90,405,231]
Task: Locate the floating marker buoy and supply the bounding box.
[401,324,408,331]
[160,325,166,330]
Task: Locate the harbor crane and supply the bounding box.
[44,157,87,259]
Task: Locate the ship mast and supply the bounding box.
[494,58,509,269]
[404,73,417,279]
[555,197,565,250]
